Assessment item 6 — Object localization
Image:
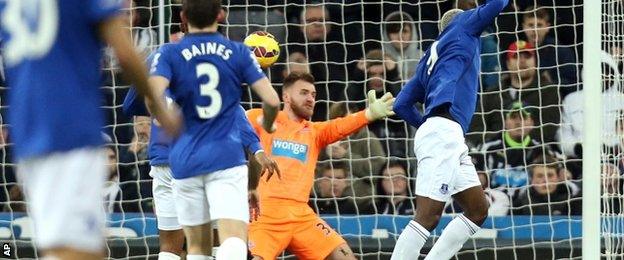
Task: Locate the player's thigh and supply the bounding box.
[451,154,483,198]
[413,118,465,202]
[205,165,249,223]
[290,214,347,260]
[151,165,181,231]
[248,219,292,260]
[173,175,210,226]
[17,148,107,253]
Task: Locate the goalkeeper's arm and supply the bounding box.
[316,90,395,146]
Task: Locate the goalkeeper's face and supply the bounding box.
[284,80,316,119]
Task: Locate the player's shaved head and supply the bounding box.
[182,0,221,29]
[439,9,464,32]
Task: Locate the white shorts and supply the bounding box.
[17,148,107,253]
[173,165,249,226]
[150,165,181,231]
[414,117,481,202]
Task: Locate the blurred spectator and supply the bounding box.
[375,160,414,215]
[288,4,350,120]
[320,102,386,180]
[118,116,153,212]
[349,49,401,100]
[557,51,624,159]
[103,139,122,214]
[348,50,409,157]
[445,171,510,216]
[474,101,559,196]
[513,156,581,215]
[455,0,501,90]
[468,40,560,146]
[282,52,310,79]
[223,0,286,43]
[602,163,623,215]
[311,162,373,214]
[2,185,25,212]
[522,5,578,92]
[381,11,424,80]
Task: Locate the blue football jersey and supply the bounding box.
[0,0,122,160]
[151,32,265,179]
[394,0,508,133]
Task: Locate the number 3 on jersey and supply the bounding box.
[195,63,222,119]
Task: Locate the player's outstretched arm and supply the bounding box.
[99,16,181,136]
[315,91,394,147]
[250,77,280,133]
[466,0,509,35]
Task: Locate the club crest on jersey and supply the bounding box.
[439,184,449,195]
[272,139,308,162]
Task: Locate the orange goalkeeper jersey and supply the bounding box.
[246,109,369,205]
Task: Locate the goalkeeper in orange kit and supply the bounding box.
[246,71,395,260]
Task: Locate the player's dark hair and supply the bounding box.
[182,0,221,29]
[283,71,315,89]
[523,5,551,23]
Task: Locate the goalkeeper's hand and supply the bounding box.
[365,90,396,121]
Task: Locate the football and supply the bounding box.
[244,31,280,68]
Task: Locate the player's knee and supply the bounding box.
[465,204,488,226]
[415,212,441,231]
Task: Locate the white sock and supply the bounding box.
[391,220,430,260]
[158,252,181,260]
[424,214,480,260]
[216,237,247,260]
[186,255,212,260]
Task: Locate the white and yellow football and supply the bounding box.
[244,31,280,68]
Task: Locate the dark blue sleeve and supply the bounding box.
[122,87,149,116]
[394,75,426,128]
[465,0,509,35]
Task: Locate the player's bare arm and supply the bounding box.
[99,16,181,137]
[250,77,280,133]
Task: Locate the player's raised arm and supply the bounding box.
[250,78,280,133]
[465,0,509,35]
[394,75,426,128]
[98,16,181,136]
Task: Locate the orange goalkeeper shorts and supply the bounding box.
[248,202,347,260]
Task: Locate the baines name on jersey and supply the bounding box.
[181,42,232,61]
[272,139,308,162]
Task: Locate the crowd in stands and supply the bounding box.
[0,0,623,218]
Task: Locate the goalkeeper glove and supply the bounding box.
[365,90,396,121]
